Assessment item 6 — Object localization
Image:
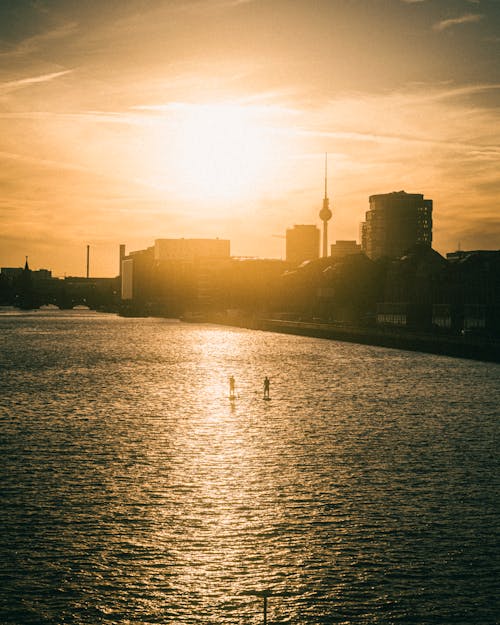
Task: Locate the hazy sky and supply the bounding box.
[1,0,499,276]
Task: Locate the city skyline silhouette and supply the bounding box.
[0,0,499,277]
[1,5,499,619]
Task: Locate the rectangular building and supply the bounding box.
[154,238,230,262]
[286,225,320,265]
[330,240,361,259]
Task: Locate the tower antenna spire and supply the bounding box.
[324,152,328,199]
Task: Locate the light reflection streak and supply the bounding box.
[1,315,499,623]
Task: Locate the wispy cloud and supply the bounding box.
[433,13,483,31]
[413,82,500,102]
[0,149,153,191]
[0,70,72,94]
[176,0,254,12]
[132,98,299,118]
[0,21,78,58]
[0,149,93,174]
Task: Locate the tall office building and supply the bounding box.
[286,225,320,265]
[361,191,432,260]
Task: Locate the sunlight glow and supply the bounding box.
[162,103,281,204]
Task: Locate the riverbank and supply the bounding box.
[215,316,500,363]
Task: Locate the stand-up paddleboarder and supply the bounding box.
[263,376,270,400]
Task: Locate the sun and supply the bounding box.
[166,102,280,204]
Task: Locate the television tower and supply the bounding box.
[319,153,332,257]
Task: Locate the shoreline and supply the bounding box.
[7,306,497,363]
[216,317,500,364]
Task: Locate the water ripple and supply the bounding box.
[0,311,499,624]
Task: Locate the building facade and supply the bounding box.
[120,238,231,315]
[361,191,432,260]
[286,225,320,265]
[154,238,230,262]
[330,240,361,259]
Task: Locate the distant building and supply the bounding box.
[121,246,154,302]
[361,191,432,260]
[1,265,52,287]
[154,238,230,262]
[1,267,24,279]
[330,240,361,259]
[1,267,51,280]
[120,238,231,314]
[376,245,447,330]
[32,269,52,281]
[286,225,320,265]
[445,250,500,335]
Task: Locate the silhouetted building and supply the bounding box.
[120,238,231,315]
[330,240,361,259]
[445,250,500,335]
[279,257,334,318]
[286,225,320,265]
[121,246,155,302]
[1,267,24,280]
[119,244,126,279]
[319,253,383,323]
[154,238,230,262]
[376,245,447,330]
[215,258,288,315]
[154,238,230,313]
[361,191,432,260]
[1,266,51,281]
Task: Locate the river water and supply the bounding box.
[0,310,499,625]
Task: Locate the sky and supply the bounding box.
[0,0,499,276]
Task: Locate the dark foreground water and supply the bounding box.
[0,311,499,625]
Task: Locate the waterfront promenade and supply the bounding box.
[215,316,500,363]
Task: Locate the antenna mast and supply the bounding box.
[324,152,328,199]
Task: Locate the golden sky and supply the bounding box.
[1,0,499,276]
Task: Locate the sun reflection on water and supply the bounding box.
[1,315,499,624]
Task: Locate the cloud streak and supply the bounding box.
[0,70,72,94]
[433,13,483,32]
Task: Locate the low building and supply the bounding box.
[446,250,500,335]
[154,238,230,262]
[330,240,361,259]
[377,245,447,331]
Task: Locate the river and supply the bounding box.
[0,310,499,624]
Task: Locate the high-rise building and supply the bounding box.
[286,225,320,265]
[361,191,432,260]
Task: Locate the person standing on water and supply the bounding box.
[263,376,270,399]
[229,375,236,399]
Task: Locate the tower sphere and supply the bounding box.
[319,199,332,222]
